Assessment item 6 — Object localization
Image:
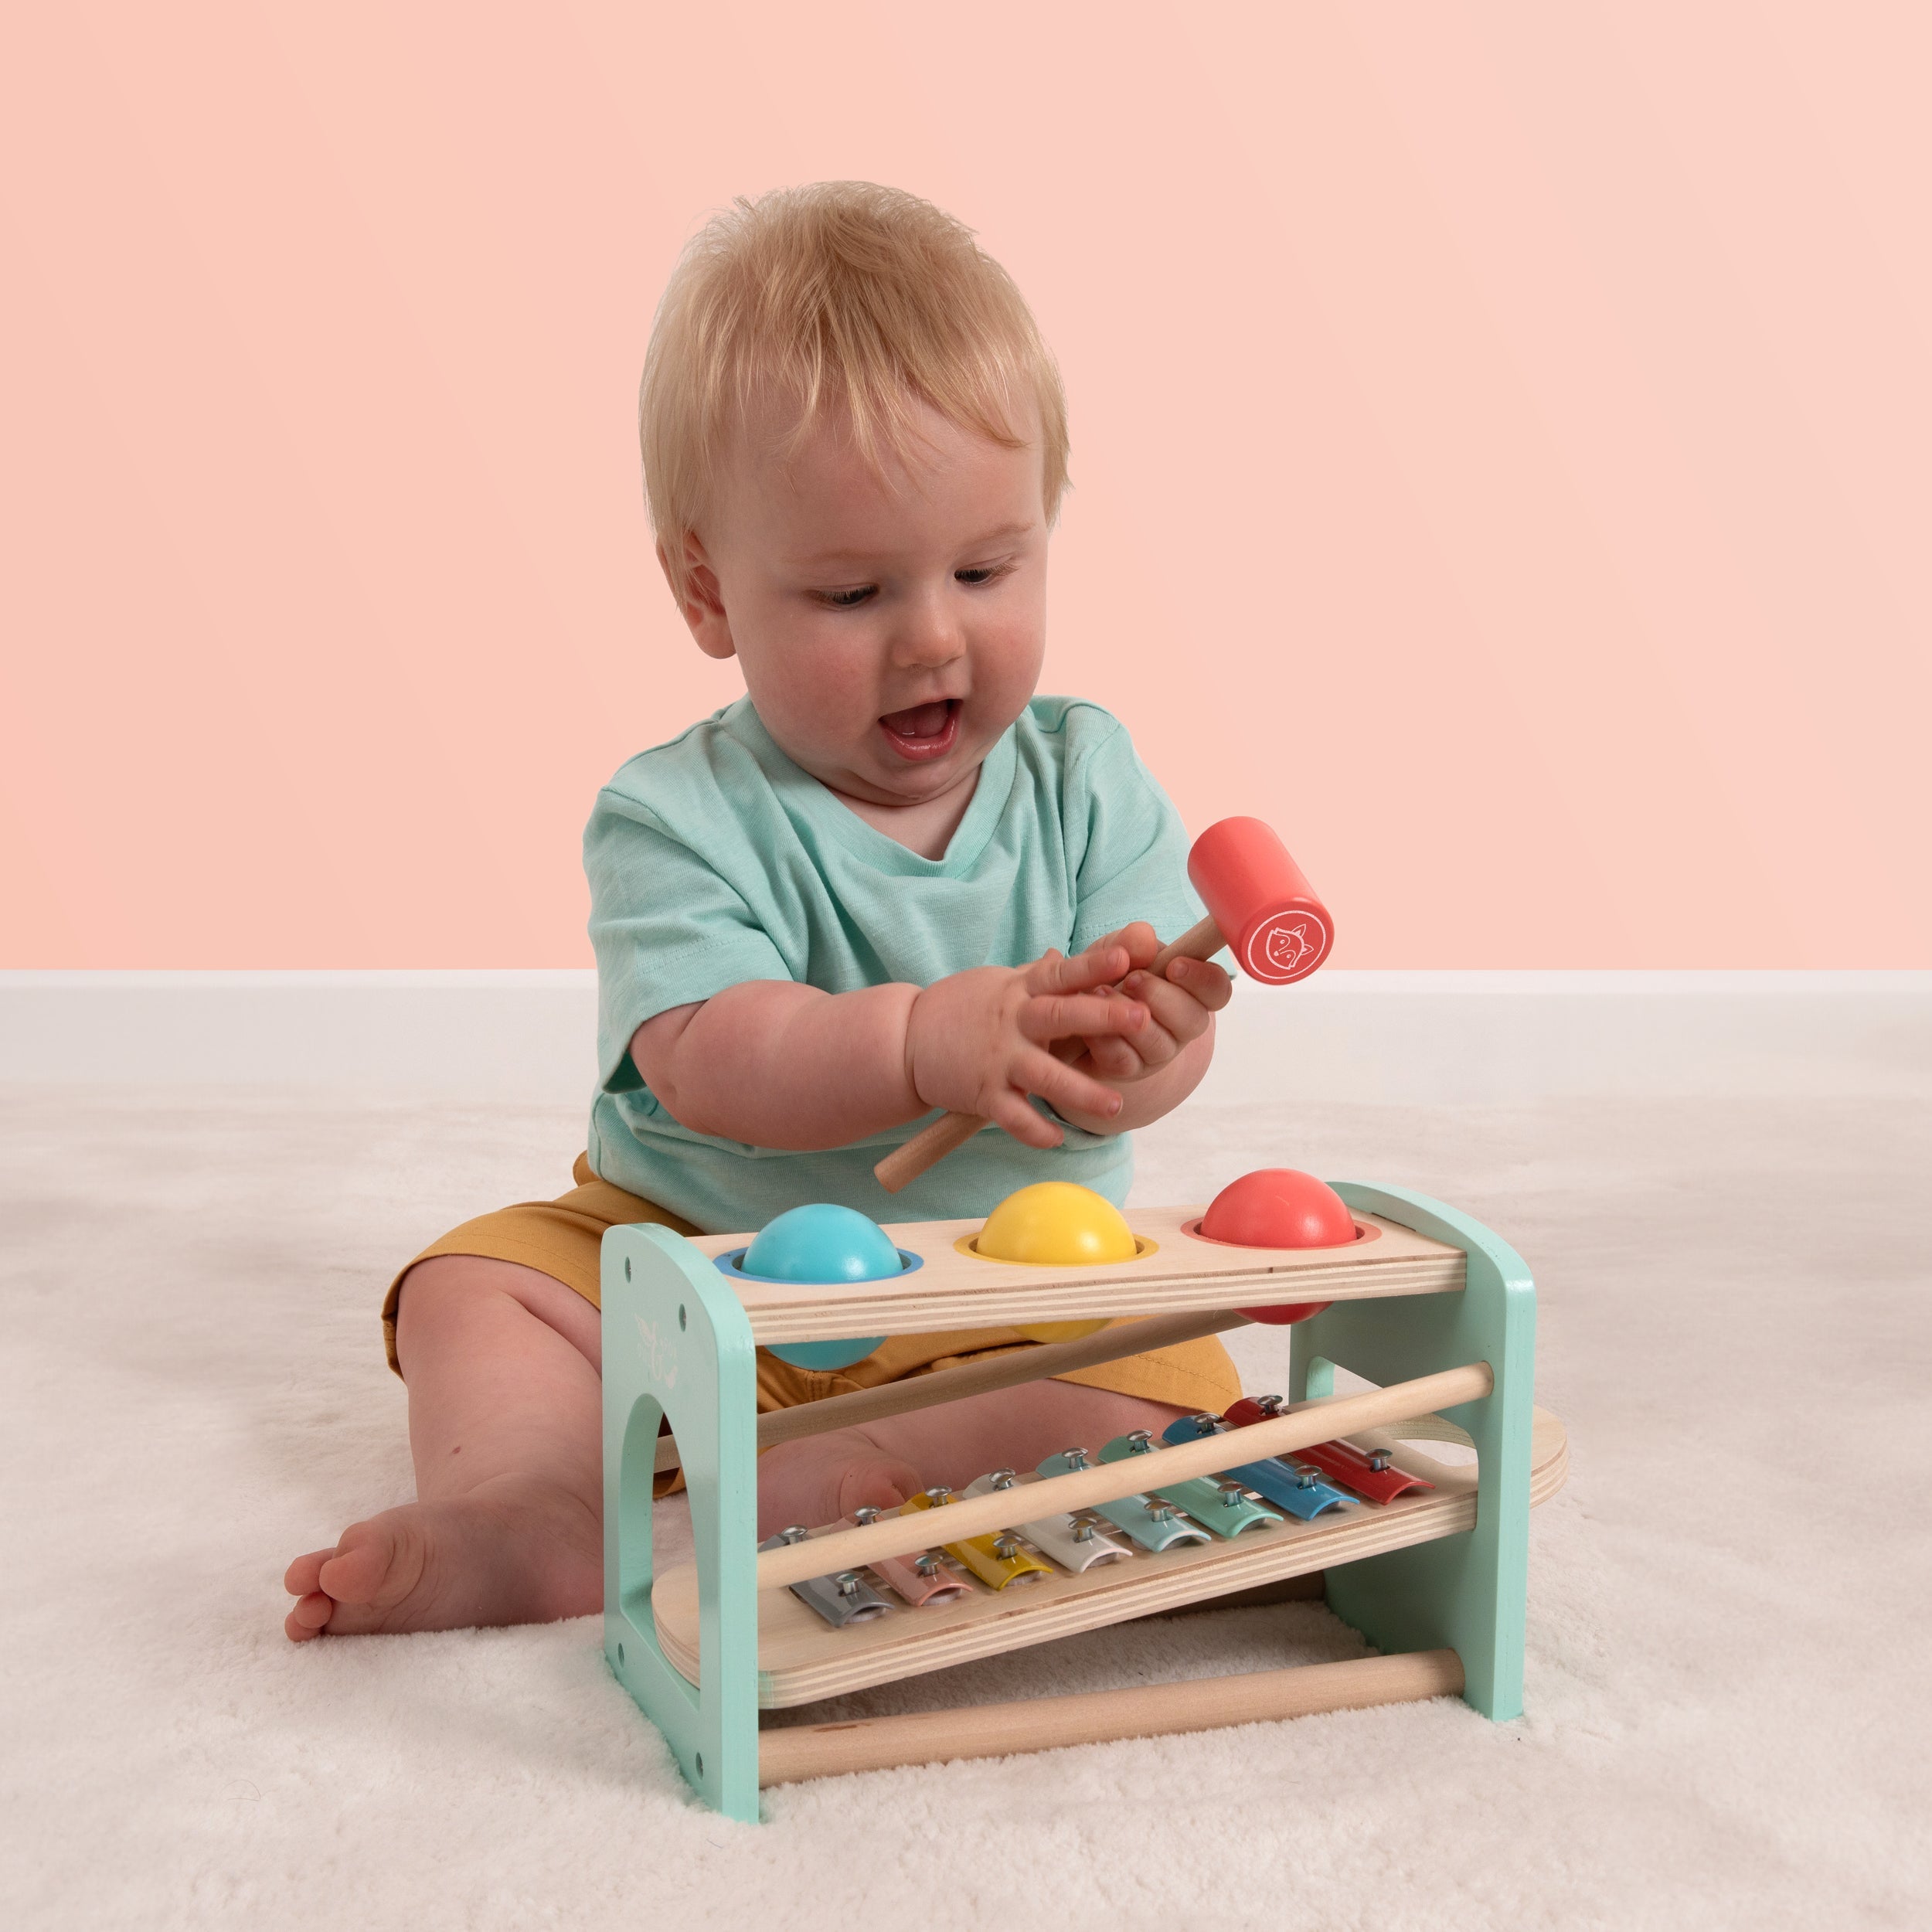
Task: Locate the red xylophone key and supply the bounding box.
[1223,1395,1435,1504]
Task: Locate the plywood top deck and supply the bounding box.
[685,1206,1467,1345]
[651,1410,1568,1707]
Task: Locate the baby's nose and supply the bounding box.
[889,589,966,667]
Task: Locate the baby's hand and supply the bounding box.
[904,940,1152,1149]
[1070,921,1233,1086]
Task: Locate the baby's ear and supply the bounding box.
[659,532,736,660]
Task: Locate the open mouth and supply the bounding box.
[878,698,961,762]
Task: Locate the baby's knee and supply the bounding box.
[394,1254,600,1367]
[1040,1381,1194,1451]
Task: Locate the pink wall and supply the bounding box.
[3,4,1926,968]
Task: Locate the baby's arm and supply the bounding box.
[630,940,1155,1151]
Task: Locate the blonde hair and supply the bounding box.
[639,182,1070,605]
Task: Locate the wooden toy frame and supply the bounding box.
[602,1182,1557,1821]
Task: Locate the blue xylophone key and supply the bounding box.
[1162,1413,1351,1522]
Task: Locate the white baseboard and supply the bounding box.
[2,970,1925,1105]
[0,970,603,1100]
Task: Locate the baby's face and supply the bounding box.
[669,395,1049,811]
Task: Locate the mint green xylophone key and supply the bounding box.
[1036,1447,1213,1553]
[1097,1429,1282,1539]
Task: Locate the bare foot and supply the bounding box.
[753,1426,925,1540]
[284,1473,600,1641]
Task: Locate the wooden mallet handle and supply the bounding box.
[872,819,1331,1196]
[872,1109,987,1192]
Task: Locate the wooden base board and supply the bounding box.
[1157,1572,1328,1615]
[652,1409,1568,1708]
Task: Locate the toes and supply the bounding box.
[318,1514,423,1611]
[837,1457,924,1520]
[285,1591,333,1641]
[284,1548,334,1597]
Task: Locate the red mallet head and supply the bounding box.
[1194,1167,1357,1325]
[1187,818,1332,985]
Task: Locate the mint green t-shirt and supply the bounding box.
[583,695,1205,1235]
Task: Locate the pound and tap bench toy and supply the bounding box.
[600,1168,1566,1820]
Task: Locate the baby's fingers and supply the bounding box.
[1080,1033,1145,1080]
[984,1084,1068,1150]
[1086,921,1161,973]
[1024,1051,1128,1124]
[1024,941,1131,997]
[1163,956,1234,1011]
[1021,989,1147,1046]
[1122,961,1231,1044]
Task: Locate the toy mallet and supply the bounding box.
[872,816,1334,1193]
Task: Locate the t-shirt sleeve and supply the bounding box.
[584,790,794,1094]
[1065,716,1207,954]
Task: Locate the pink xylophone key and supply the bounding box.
[845,1507,971,1605]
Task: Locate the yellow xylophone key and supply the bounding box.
[900,1487,1055,1590]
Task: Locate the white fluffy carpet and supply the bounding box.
[3,1071,1929,1930]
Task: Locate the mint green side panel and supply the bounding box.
[1290,1182,1536,1721]
[601,1223,762,1822]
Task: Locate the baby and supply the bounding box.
[284,182,1239,1641]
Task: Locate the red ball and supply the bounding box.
[1197,1168,1354,1326]
[1200,1168,1356,1249]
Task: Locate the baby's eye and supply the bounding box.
[818,586,876,608]
[956,564,1008,586]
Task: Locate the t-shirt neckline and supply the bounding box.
[732,700,1019,876]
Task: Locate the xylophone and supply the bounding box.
[601,1168,1564,1821]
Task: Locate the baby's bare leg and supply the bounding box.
[284,1256,605,1640]
[285,1264,1195,1633]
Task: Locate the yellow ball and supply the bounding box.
[1015,1318,1117,1345]
[973,1184,1139,1342]
[976,1182,1140,1266]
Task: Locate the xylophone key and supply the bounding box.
[1036,1447,1213,1553]
[1098,1429,1281,1538]
[901,1488,1055,1590]
[1162,1413,1351,1521]
[757,1526,895,1627]
[846,1507,971,1606]
[1225,1395,1437,1504]
[961,1468,1131,1573]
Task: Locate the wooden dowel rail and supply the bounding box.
[651,1308,1253,1475]
[754,1360,1494,1590]
[757,1648,1464,1786]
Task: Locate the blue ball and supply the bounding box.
[738,1203,903,1372]
[763,1336,887,1371]
[742,1203,904,1285]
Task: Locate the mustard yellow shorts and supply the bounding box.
[384,1154,1240,1421]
